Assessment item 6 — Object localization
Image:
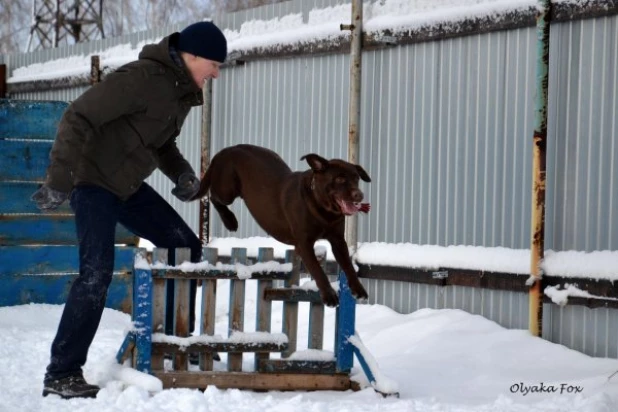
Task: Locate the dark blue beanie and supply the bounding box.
[177,21,227,63]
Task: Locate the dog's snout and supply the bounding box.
[351,189,363,202]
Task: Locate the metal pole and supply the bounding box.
[90,55,100,85]
[199,79,213,247]
[343,0,363,256]
[529,0,551,337]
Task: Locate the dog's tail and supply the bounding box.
[190,167,212,201]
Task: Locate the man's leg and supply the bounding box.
[44,185,119,398]
[118,183,202,334]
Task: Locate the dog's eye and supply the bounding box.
[335,177,346,184]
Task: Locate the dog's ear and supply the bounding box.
[300,154,329,172]
[355,165,371,182]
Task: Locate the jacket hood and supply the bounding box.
[138,33,202,96]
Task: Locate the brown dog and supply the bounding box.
[192,144,371,307]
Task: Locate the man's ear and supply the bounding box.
[300,154,329,172]
[355,165,371,182]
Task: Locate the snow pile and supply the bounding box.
[173,236,618,281]
[152,331,288,348]
[288,349,335,361]
[544,284,618,306]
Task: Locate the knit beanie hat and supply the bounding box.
[177,21,227,63]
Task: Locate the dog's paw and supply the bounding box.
[350,283,369,301]
[222,215,239,232]
[320,288,339,307]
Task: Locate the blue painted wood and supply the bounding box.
[0,99,68,140]
[0,139,52,182]
[133,259,153,373]
[0,182,72,214]
[0,272,132,313]
[0,245,136,276]
[116,332,135,364]
[228,247,247,335]
[0,215,139,246]
[335,272,356,373]
[351,345,377,386]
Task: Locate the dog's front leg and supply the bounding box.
[294,243,339,307]
[327,235,368,301]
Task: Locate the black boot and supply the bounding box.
[42,374,100,399]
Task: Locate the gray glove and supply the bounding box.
[171,172,200,202]
[31,185,69,210]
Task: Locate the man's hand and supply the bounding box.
[172,172,200,202]
[30,185,69,211]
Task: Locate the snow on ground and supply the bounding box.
[3,277,618,412]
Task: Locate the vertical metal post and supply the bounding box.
[199,79,213,246]
[90,55,101,85]
[344,0,363,256]
[529,0,552,337]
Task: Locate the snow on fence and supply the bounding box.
[116,246,396,394]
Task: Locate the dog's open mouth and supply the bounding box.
[336,199,371,215]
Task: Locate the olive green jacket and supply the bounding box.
[46,33,203,199]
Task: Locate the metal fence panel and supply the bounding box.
[3,2,618,360]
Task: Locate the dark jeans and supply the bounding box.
[45,183,201,381]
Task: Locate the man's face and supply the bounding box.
[184,54,221,88]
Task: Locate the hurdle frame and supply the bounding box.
[116,246,366,392]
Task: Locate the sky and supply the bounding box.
[4,278,618,412]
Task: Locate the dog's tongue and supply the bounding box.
[337,200,371,215]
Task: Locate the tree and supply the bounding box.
[0,0,217,54]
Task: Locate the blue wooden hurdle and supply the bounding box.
[0,99,135,311]
[116,246,387,392]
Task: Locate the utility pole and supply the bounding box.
[27,0,105,52]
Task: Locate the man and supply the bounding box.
[31,21,227,399]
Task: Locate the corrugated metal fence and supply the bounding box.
[1,1,617,358]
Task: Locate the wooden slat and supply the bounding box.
[0,272,132,313]
[151,249,168,370]
[228,248,246,372]
[0,139,53,181]
[263,287,323,303]
[309,302,325,350]
[258,360,336,374]
[309,256,326,350]
[173,248,192,371]
[0,182,72,214]
[282,250,300,358]
[151,268,290,280]
[255,247,273,371]
[132,259,153,373]
[200,247,218,371]
[116,332,136,364]
[154,371,351,391]
[151,340,287,354]
[0,245,135,275]
[0,99,68,140]
[0,215,139,245]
